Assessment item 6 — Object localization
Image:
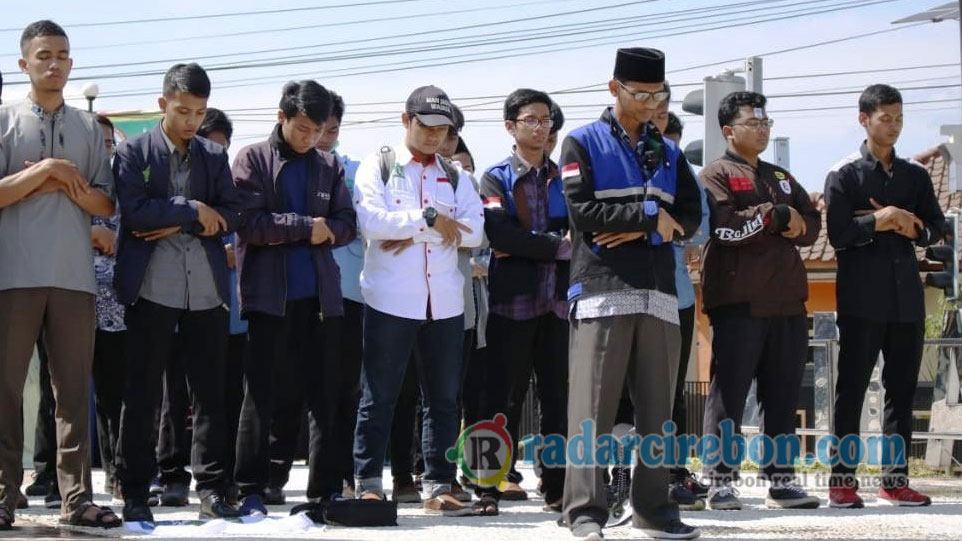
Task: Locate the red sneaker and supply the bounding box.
[878,486,931,507]
[829,487,864,509]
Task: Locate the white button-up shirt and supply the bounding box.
[355,144,484,320]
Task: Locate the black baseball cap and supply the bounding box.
[405,85,455,127]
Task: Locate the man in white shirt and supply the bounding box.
[352,86,483,516]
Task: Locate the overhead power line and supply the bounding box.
[0,0,424,32]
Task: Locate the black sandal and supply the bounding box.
[473,494,499,516]
[0,506,13,530]
[60,502,122,529]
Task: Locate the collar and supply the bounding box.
[395,144,437,166]
[27,95,65,123]
[510,147,550,178]
[723,149,758,168]
[859,140,898,170]
[601,107,648,147]
[159,122,194,158]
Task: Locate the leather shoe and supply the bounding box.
[122,500,154,523]
[199,494,242,519]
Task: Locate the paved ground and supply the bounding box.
[7,466,962,540]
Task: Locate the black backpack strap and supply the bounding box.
[378,146,395,185]
[437,156,460,192]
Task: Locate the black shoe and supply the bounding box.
[122,500,155,523]
[766,480,820,509]
[44,489,62,510]
[264,486,286,506]
[25,476,52,497]
[633,518,701,539]
[392,478,422,503]
[668,482,705,511]
[16,493,28,510]
[160,482,189,507]
[679,470,709,499]
[199,494,242,519]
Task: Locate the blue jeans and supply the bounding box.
[353,306,464,498]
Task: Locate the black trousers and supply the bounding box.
[235,298,342,500]
[831,316,924,489]
[267,299,361,493]
[480,312,569,501]
[223,332,247,488]
[116,300,229,501]
[702,310,808,482]
[460,328,484,431]
[31,334,57,485]
[157,334,191,486]
[91,330,127,489]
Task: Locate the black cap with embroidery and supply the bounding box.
[613,48,665,83]
[405,85,455,127]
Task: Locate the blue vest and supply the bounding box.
[569,119,680,244]
[486,158,568,223]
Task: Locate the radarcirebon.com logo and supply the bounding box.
[446,413,513,488]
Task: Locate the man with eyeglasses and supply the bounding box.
[474,88,570,516]
[561,48,702,540]
[699,91,820,511]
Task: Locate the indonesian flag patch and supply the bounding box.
[728,176,754,192]
[561,163,581,180]
[483,196,503,210]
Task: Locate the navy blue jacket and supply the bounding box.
[232,139,357,319]
[113,124,243,306]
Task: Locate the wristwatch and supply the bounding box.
[423,206,438,227]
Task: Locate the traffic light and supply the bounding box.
[680,73,745,166]
[925,211,959,300]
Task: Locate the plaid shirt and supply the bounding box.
[489,153,568,321]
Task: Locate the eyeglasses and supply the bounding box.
[514,116,554,129]
[732,119,775,130]
[616,80,669,103]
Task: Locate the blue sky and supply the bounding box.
[1,0,959,192]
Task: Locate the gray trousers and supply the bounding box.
[0,288,96,517]
[563,312,680,530]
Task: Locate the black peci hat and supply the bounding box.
[613,48,665,83]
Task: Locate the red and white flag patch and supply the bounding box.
[483,196,503,210]
[561,163,581,180]
[728,176,754,192]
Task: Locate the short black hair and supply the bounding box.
[503,88,552,122]
[453,138,474,169]
[95,114,114,132]
[859,84,902,115]
[329,91,345,123]
[549,99,564,135]
[450,104,465,135]
[20,20,68,55]
[279,80,332,126]
[163,63,211,99]
[717,91,766,131]
[198,107,233,141]
[665,112,683,137]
